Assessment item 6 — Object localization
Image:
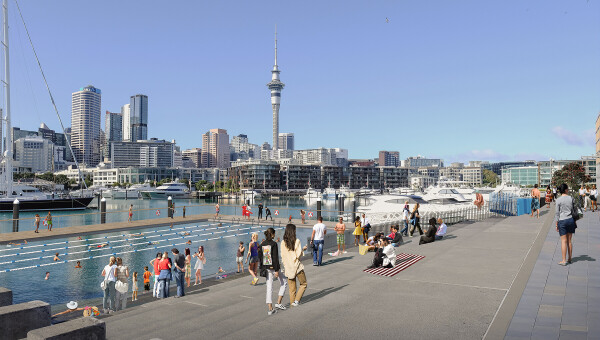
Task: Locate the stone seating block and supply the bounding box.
[0,300,51,339]
[0,287,12,307]
[27,317,106,340]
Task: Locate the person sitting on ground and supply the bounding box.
[53,253,60,261]
[367,237,395,269]
[389,225,403,247]
[419,218,438,245]
[366,232,384,251]
[436,218,447,240]
[474,190,484,209]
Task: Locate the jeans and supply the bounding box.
[400,221,409,235]
[265,269,287,304]
[174,269,185,297]
[158,279,171,298]
[435,235,444,240]
[103,280,116,311]
[312,240,324,265]
[115,289,127,310]
[258,210,263,219]
[287,270,307,304]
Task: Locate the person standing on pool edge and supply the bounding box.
[258,202,263,220]
[34,214,40,233]
[265,206,272,221]
[128,205,133,222]
[46,212,53,231]
[531,184,541,219]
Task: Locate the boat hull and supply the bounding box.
[141,191,191,199]
[0,197,94,212]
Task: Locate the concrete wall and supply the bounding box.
[0,287,12,307]
[0,300,51,339]
[27,317,106,340]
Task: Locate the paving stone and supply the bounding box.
[531,325,559,340]
[559,329,587,340]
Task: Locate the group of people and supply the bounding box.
[33,212,52,233]
[579,184,597,212]
[100,245,206,314]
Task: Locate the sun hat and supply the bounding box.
[66,301,78,310]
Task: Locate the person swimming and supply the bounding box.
[148,241,160,245]
[180,231,190,236]
[186,240,192,245]
[44,272,50,280]
[97,243,108,248]
[75,261,82,268]
[53,253,60,261]
[8,240,27,246]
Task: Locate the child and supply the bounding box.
[132,272,138,301]
[143,266,151,293]
[44,272,50,280]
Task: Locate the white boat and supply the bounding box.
[322,187,337,200]
[338,185,355,198]
[140,182,191,199]
[241,189,262,200]
[304,187,321,199]
[421,187,469,204]
[104,183,151,199]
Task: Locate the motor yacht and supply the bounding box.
[140,182,191,199]
[421,187,469,204]
[104,183,151,199]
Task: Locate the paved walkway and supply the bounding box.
[100,213,548,340]
[504,209,599,340]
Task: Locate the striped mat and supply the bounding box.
[363,253,425,277]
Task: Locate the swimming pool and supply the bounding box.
[0,222,313,305]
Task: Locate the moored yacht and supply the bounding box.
[140,182,191,199]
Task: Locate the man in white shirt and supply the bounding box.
[311,216,327,266]
[360,213,371,243]
[436,218,447,240]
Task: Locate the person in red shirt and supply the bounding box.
[149,253,162,298]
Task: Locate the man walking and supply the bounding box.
[258,203,264,220]
[334,217,346,255]
[171,248,186,297]
[311,216,326,266]
[360,213,371,243]
[265,206,272,221]
[400,202,410,236]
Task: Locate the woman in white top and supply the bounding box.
[193,246,205,285]
[281,224,308,307]
[115,257,129,311]
[591,185,597,212]
[101,256,118,314]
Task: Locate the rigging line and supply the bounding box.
[2,226,285,273]
[12,12,40,127]
[12,0,86,188]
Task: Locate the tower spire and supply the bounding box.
[267,25,284,150]
[274,24,278,67]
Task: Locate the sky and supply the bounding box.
[4,0,599,163]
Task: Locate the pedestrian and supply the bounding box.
[265,206,272,220]
[311,216,326,266]
[360,213,371,242]
[300,209,306,224]
[352,216,362,246]
[400,201,410,236]
[258,202,264,220]
[552,186,557,202]
[115,257,129,311]
[101,256,118,314]
[578,185,585,208]
[170,202,176,219]
[183,206,186,218]
[150,253,162,297]
[555,183,577,266]
[143,266,151,293]
[193,246,205,285]
[591,185,597,212]
[334,217,346,255]
[34,214,40,233]
[157,251,172,298]
[584,186,592,212]
[281,224,308,307]
[46,212,53,231]
[184,248,192,288]
[236,241,245,273]
[131,272,139,301]
[246,233,260,285]
[545,185,553,208]
[409,203,423,237]
[128,205,133,222]
[530,184,541,218]
[171,248,186,297]
[259,227,287,315]
[215,203,220,219]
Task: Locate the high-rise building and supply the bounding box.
[105,111,123,158]
[278,133,294,151]
[71,85,102,166]
[267,28,284,150]
[14,136,54,173]
[378,151,400,167]
[202,129,230,169]
[130,94,148,141]
[182,148,202,168]
[121,104,131,141]
[110,139,174,168]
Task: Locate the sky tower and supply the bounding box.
[267,26,285,150]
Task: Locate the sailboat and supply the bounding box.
[0,0,93,211]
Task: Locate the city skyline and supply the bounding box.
[6,1,598,163]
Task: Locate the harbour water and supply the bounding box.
[0,197,355,306]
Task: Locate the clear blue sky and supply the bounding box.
[6,0,599,163]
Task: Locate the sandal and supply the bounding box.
[558,261,568,266]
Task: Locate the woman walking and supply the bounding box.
[184,248,192,288]
[115,257,130,311]
[584,186,592,212]
[545,185,553,208]
[193,246,205,285]
[281,224,308,307]
[259,228,287,315]
[409,203,423,237]
[555,184,577,266]
[245,233,260,285]
[101,256,118,314]
[157,251,172,298]
[352,216,362,246]
[591,185,597,212]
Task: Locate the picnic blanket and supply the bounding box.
[363,253,425,277]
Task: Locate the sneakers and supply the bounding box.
[268,309,278,316]
[312,263,318,266]
[291,301,299,307]
[343,251,347,254]
[275,303,287,310]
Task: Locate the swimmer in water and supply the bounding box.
[97,243,108,248]
[45,272,50,280]
[8,240,27,246]
[75,261,82,268]
[77,236,83,240]
[186,240,192,245]
[53,253,60,261]
[148,241,160,245]
[180,231,190,236]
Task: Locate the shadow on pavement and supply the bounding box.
[302,284,349,303]
[321,256,354,266]
[571,255,596,263]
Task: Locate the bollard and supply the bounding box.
[100,198,106,224]
[167,196,173,218]
[12,199,19,232]
[316,198,322,221]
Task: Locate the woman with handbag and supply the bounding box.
[259,228,287,315]
[555,183,577,266]
[281,224,309,307]
[157,251,172,298]
[101,256,118,314]
[115,257,129,310]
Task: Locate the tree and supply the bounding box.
[54,175,69,186]
[551,162,590,190]
[84,174,93,188]
[37,172,55,182]
[482,169,499,187]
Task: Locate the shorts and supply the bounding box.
[144,283,150,291]
[236,256,244,264]
[531,198,540,210]
[363,224,371,232]
[591,195,597,202]
[557,218,576,236]
[249,256,259,264]
[336,233,345,245]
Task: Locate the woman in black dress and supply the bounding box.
[419,217,438,245]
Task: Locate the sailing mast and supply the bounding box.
[2,0,13,197]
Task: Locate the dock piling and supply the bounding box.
[100,198,106,224]
[12,199,19,233]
